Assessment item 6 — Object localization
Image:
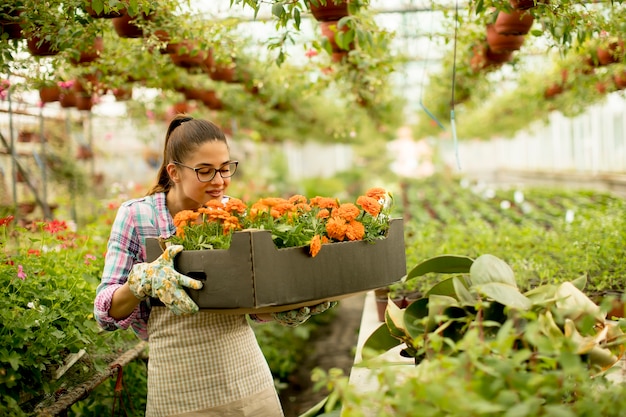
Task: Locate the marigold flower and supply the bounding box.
[309,234,322,257]
[345,220,365,241]
[335,203,360,222]
[317,209,331,219]
[326,216,347,241]
[289,195,308,205]
[310,196,339,209]
[357,195,381,217]
[225,197,247,214]
[365,187,387,201]
[295,203,311,212]
[223,216,241,233]
[173,210,200,227]
[272,202,296,218]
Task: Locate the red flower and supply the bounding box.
[0,215,14,227]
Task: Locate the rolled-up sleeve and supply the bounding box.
[94,202,150,340]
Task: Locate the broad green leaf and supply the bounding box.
[555,282,602,321]
[385,300,407,339]
[570,274,587,292]
[406,255,474,280]
[427,294,458,332]
[404,297,429,340]
[362,324,402,357]
[453,276,475,304]
[470,254,517,288]
[426,276,461,298]
[475,283,531,310]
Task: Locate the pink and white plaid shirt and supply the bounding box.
[94,193,175,340]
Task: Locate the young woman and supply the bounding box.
[94,115,333,417]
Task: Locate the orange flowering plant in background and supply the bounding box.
[168,187,394,257]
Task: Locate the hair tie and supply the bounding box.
[171,116,193,131]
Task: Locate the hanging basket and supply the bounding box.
[39,85,61,103]
[169,40,208,68]
[75,95,94,111]
[309,0,349,21]
[70,36,104,65]
[0,6,24,39]
[84,0,125,18]
[509,0,545,9]
[597,39,625,66]
[27,34,58,56]
[614,70,626,90]
[486,24,525,53]
[59,91,77,108]
[319,20,354,53]
[494,10,534,36]
[112,11,146,38]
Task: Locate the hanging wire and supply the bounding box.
[450,0,462,171]
[418,1,445,130]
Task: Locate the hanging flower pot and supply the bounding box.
[70,36,104,65]
[18,131,36,143]
[169,40,208,68]
[319,20,354,53]
[309,0,349,21]
[509,0,545,9]
[494,10,534,36]
[486,24,525,53]
[597,39,625,66]
[84,0,125,18]
[59,91,77,108]
[75,94,94,111]
[112,86,133,101]
[0,5,24,39]
[112,10,152,38]
[151,29,176,54]
[204,50,239,83]
[77,144,94,159]
[27,34,58,56]
[39,85,61,103]
[614,70,626,90]
[544,69,568,99]
[199,89,223,110]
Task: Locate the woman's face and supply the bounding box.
[171,140,232,208]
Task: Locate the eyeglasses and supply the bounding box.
[172,161,238,182]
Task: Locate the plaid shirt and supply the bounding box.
[94,193,175,340]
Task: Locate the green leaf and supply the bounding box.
[406,255,474,280]
[272,3,285,18]
[475,283,531,310]
[362,323,402,357]
[470,254,517,288]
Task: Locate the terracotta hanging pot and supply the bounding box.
[169,40,208,68]
[27,34,58,56]
[204,51,239,83]
[152,29,177,54]
[614,70,626,90]
[509,0,545,9]
[112,86,133,101]
[597,39,624,66]
[112,10,151,38]
[75,95,94,111]
[70,36,104,65]
[199,89,223,110]
[0,5,24,39]
[77,144,94,159]
[84,0,125,18]
[59,91,77,108]
[544,69,568,99]
[485,46,513,65]
[39,85,61,103]
[319,20,354,53]
[486,24,525,53]
[494,10,534,36]
[309,0,349,21]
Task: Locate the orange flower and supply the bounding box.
[295,203,312,212]
[249,201,270,219]
[289,194,308,205]
[365,187,387,201]
[357,195,381,217]
[310,196,339,210]
[345,220,365,241]
[335,203,360,222]
[309,234,322,257]
[326,216,347,241]
[225,197,247,214]
[317,208,331,219]
[173,210,200,228]
[223,216,241,234]
[272,202,296,218]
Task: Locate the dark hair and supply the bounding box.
[147,114,228,195]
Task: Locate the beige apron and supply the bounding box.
[146,307,284,417]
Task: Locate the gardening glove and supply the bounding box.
[128,245,203,315]
[271,301,338,327]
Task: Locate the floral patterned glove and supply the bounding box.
[128,245,203,315]
[271,301,338,327]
